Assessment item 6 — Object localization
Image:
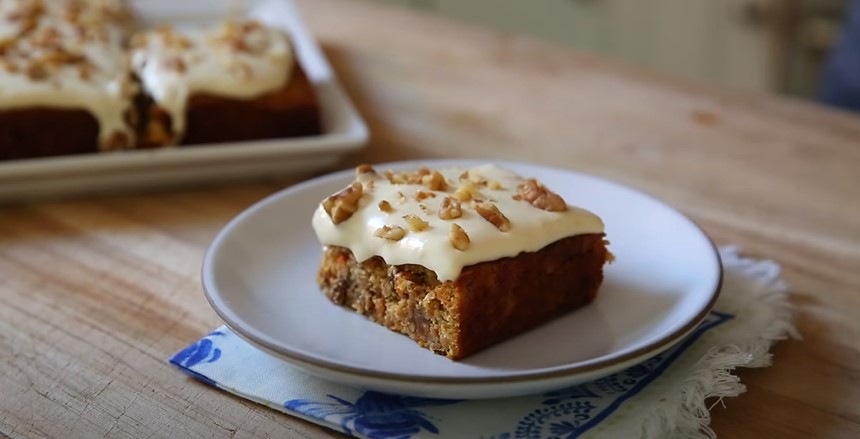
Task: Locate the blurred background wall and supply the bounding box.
[364,0,847,100]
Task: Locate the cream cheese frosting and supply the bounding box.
[0,0,136,150]
[129,20,294,143]
[312,164,605,281]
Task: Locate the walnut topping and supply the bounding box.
[396,191,407,204]
[438,196,462,220]
[322,181,363,224]
[460,171,487,186]
[488,181,503,190]
[450,224,470,251]
[385,169,422,185]
[356,164,377,176]
[452,186,472,201]
[421,170,448,191]
[403,214,429,232]
[516,179,568,212]
[475,201,511,232]
[374,225,406,241]
[378,200,393,213]
[414,190,436,201]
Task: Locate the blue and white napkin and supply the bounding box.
[170,247,796,438]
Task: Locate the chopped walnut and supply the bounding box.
[322,181,363,224]
[356,164,377,176]
[385,169,423,185]
[463,171,487,186]
[396,191,407,204]
[438,196,462,220]
[374,225,406,241]
[450,224,470,251]
[378,200,393,213]
[488,181,503,190]
[421,170,448,191]
[516,179,568,212]
[475,201,511,232]
[454,180,478,201]
[414,190,436,201]
[402,214,429,232]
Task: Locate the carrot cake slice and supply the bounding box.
[312,164,610,360]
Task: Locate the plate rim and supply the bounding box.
[202,159,723,386]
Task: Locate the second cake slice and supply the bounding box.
[130,20,322,147]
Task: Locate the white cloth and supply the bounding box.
[170,247,796,438]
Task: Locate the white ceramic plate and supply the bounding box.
[0,0,367,202]
[203,160,722,399]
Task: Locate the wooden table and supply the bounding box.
[2,0,859,437]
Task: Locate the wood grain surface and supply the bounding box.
[2,0,859,437]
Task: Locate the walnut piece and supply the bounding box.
[421,170,448,191]
[355,164,377,176]
[402,214,429,232]
[378,200,393,213]
[374,225,406,241]
[475,201,511,232]
[516,179,568,212]
[322,181,363,224]
[438,196,462,220]
[414,190,436,201]
[452,186,472,201]
[450,224,470,251]
[385,169,422,185]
